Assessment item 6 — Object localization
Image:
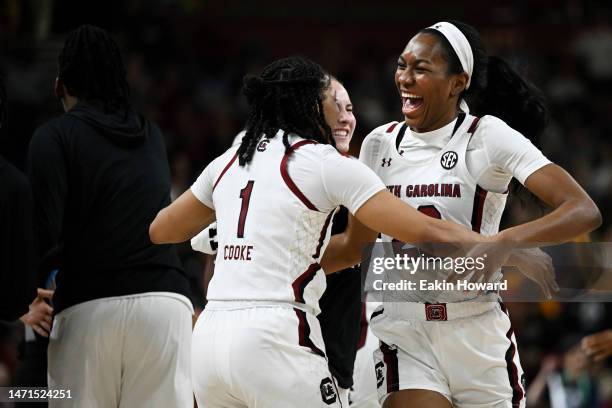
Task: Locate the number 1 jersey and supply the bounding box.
[191,131,384,314]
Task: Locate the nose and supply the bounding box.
[397,68,414,86]
[338,110,351,123]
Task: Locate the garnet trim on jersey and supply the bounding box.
[470,185,488,233]
[499,302,525,407]
[312,211,334,260]
[280,140,319,211]
[386,122,399,133]
[294,308,326,357]
[212,153,238,191]
[467,116,481,134]
[292,263,320,304]
[380,341,399,394]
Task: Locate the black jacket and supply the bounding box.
[28,102,190,314]
[0,155,37,320]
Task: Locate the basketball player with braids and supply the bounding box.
[191,77,363,407]
[150,56,492,407]
[350,21,601,408]
[28,25,193,407]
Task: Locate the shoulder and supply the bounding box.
[474,115,519,135]
[211,145,240,169]
[363,121,403,143]
[30,115,78,149]
[470,115,527,148]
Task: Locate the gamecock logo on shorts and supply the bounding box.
[375,361,385,388]
[320,377,337,405]
[425,303,447,321]
[440,151,458,170]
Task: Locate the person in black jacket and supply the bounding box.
[0,72,37,322]
[27,25,193,408]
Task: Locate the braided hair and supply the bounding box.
[420,21,549,204]
[238,56,333,166]
[58,25,130,114]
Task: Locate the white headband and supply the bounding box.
[428,22,473,89]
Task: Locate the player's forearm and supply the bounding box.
[497,198,601,244]
[320,234,362,274]
[419,218,487,244]
[149,208,182,244]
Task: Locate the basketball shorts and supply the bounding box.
[192,302,343,407]
[371,302,525,408]
[47,292,194,408]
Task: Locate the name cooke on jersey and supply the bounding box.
[223,244,253,260]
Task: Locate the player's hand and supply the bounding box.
[508,248,558,299]
[191,222,218,255]
[20,288,54,337]
[446,242,511,288]
[582,329,612,362]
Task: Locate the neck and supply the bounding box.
[62,95,78,112]
[409,109,459,133]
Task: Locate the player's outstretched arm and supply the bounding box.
[498,164,601,244]
[321,190,488,274]
[150,190,216,244]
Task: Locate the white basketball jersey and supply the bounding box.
[362,114,508,302]
[192,131,384,314]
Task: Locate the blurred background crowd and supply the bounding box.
[1,0,612,406]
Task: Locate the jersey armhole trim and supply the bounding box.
[280,139,320,211]
[212,153,238,192]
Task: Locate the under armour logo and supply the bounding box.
[381,158,392,167]
[440,151,458,170]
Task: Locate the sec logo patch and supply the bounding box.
[440,151,458,170]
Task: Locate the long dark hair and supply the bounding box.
[421,21,549,203]
[58,25,130,114]
[238,56,333,166]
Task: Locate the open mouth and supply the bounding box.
[401,92,424,115]
[333,129,350,140]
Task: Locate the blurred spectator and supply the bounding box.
[582,330,612,362]
[527,335,600,407]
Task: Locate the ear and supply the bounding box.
[54,77,65,99]
[450,72,469,97]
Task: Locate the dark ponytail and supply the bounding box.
[422,21,549,205]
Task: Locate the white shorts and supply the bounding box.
[192,302,343,407]
[47,292,194,408]
[371,302,525,408]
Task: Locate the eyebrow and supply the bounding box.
[397,56,431,65]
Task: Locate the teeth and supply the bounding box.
[333,130,348,137]
[401,93,422,99]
